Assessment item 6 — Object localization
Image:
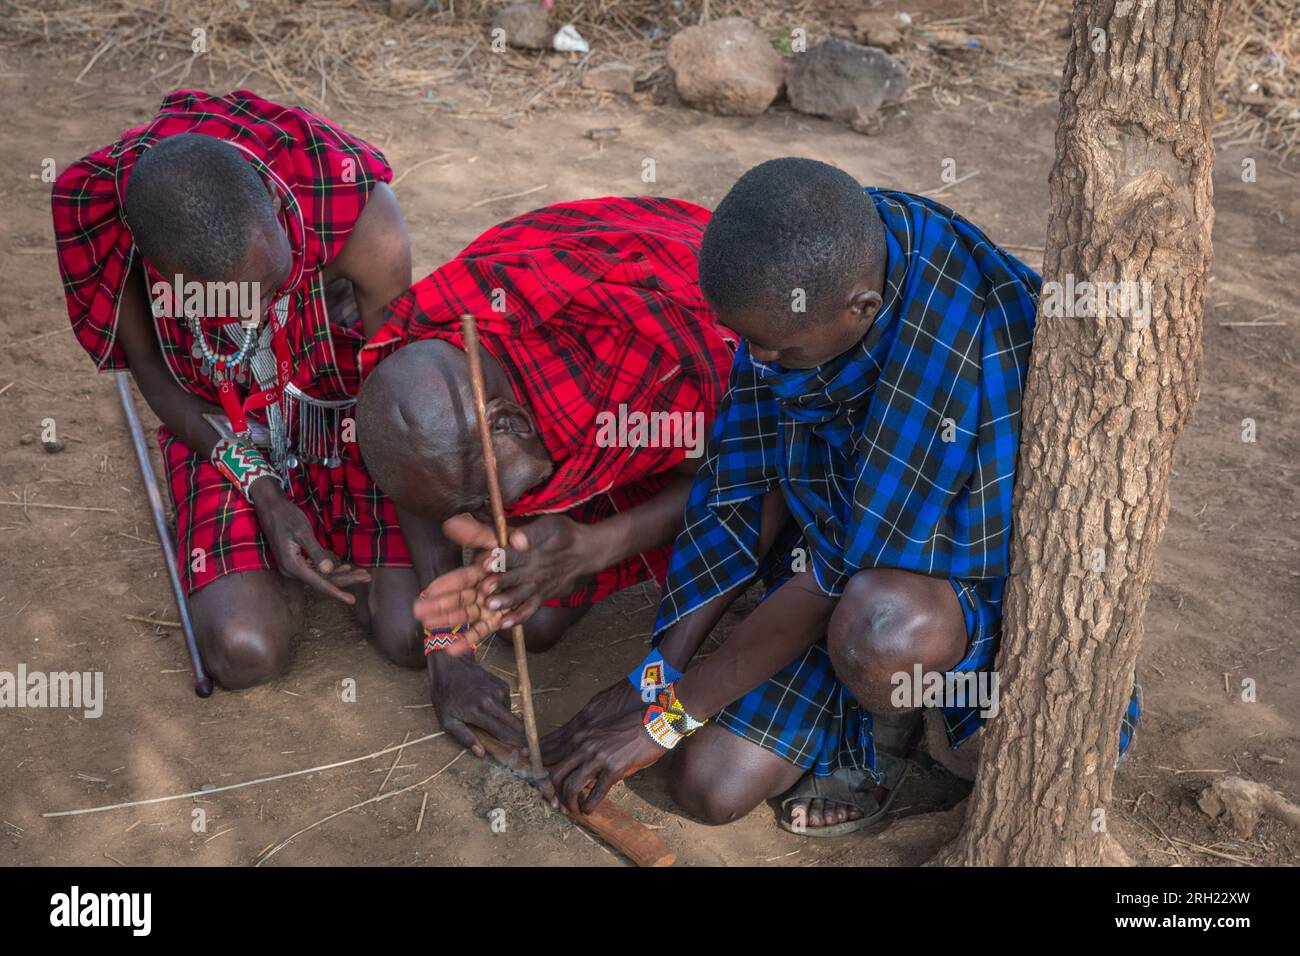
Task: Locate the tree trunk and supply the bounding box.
[942,0,1226,866]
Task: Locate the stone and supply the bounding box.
[552,24,589,53]
[492,2,551,51]
[666,17,785,117]
[787,38,909,128]
[582,62,636,95]
[852,11,904,51]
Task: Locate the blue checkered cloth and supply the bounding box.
[653,188,1142,776]
[655,189,1039,622]
[714,572,1005,778]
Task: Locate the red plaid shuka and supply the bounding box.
[361,196,736,606]
[51,90,411,593]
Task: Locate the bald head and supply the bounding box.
[356,339,552,520]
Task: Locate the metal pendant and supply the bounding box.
[200,360,212,378]
[191,343,204,360]
[323,456,341,469]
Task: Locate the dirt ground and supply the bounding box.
[1,23,1297,868]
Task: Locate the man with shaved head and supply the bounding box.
[356,196,735,755]
[52,90,418,690]
[542,158,1143,834]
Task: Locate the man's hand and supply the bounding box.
[433,513,601,630]
[251,479,370,602]
[477,513,598,617]
[546,710,666,815]
[428,651,526,757]
[412,560,505,649]
[541,678,644,765]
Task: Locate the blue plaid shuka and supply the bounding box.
[654,188,1141,778]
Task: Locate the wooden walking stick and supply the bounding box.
[460,315,548,788]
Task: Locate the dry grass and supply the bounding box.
[1,0,1295,158]
[1215,0,1300,160]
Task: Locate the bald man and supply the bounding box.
[355,196,735,754]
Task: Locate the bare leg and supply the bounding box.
[520,604,590,653]
[783,567,969,827]
[350,565,424,668]
[667,723,806,825]
[190,570,302,690]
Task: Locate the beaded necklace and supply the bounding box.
[185,300,293,440]
[187,314,256,385]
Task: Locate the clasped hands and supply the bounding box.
[412,512,594,648]
[414,512,668,812]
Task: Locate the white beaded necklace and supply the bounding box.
[188,314,257,384]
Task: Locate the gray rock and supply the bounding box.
[492,2,551,51]
[582,62,636,95]
[787,38,909,128]
[666,17,785,117]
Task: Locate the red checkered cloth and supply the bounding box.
[51,90,411,591]
[360,196,736,606]
[162,413,409,594]
[51,89,391,375]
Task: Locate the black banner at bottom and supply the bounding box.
[0,864,1283,941]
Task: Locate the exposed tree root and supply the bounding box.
[1198,776,1300,838]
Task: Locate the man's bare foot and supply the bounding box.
[785,783,891,829]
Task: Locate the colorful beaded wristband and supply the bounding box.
[642,682,706,751]
[422,625,472,656]
[627,647,683,700]
[210,437,278,502]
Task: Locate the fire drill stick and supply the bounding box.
[460,315,549,788]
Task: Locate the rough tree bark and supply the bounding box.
[941,0,1226,866]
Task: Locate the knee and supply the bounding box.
[520,608,576,654]
[207,623,291,690]
[521,619,564,654]
[668,752,764,826]
[363,569,424,668]
[826,570,958,709]
[372,609,423,669]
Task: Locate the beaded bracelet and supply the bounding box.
[422,625,474,655]
[210,437,278,502]
[642,682,706,750]
[627,647,683,701]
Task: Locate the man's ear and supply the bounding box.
[485,397,553,505]
[266,180,282,214]
[848,289,883,325]
[486,396,537,440]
